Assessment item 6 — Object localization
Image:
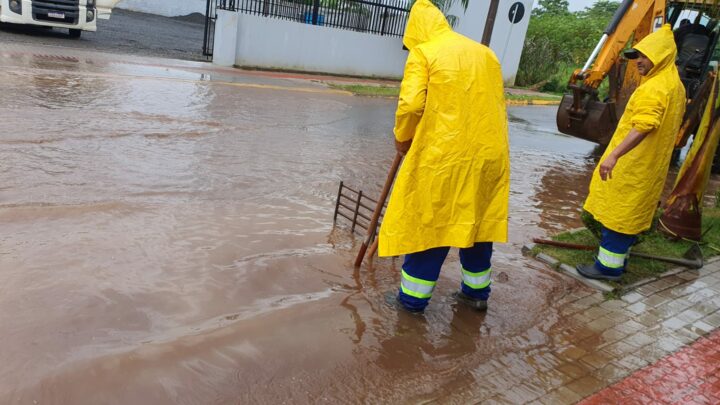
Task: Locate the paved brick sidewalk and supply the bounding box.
[486,258,720,404]
[579,329,720,404]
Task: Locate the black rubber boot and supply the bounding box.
[452,291,488,311]
[384,291,424,314]
[576,263,622,281]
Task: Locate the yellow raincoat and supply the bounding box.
[584,24,686,235]
[378,0,510,257]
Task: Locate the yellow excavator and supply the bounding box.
[557,0,720,240]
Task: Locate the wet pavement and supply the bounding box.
[0,9,205,61]
[1,42,719,404]
[581,328,720,404]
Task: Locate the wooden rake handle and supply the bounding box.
[354,152,403,268]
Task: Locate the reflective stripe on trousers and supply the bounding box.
[462,267,491,289]
[401,269,436,299]
[597,246,626,269]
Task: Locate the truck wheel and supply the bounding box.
[69,29,81,39]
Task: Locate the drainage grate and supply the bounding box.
[333,181,385,236]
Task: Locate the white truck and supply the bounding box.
[0,0,121,38]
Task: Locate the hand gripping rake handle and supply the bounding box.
[354,152,403,268]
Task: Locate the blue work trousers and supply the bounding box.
[595,226,637,276]
[398,242,493,311]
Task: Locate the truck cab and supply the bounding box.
[0,0,120,38]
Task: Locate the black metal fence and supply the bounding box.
[218,0,410,37]
[203,0,218,57]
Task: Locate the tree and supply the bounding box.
[516,0,618,90]
[532,0,570,16]
[429,0,469,13]
[408,0,469,27]
[434,0,469,27]
[581,0,620,18]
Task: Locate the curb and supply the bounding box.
[522,243,613,292]
[506,99,561,106]
[323,91,563,105]
[323,84,561,105]
[619,255,720,292]
[521,243,720,295]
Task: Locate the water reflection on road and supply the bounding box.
[0,43,706,403]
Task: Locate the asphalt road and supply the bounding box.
[0,9,207,61]
[0,39,601,403]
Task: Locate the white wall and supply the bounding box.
[214,1,533,83]
[214,10,239,67]
[453,0,534,85]
[116,0,206,16]
[222,12,407,79]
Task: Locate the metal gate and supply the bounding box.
[202,0,218,58]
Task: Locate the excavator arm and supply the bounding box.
[556,0,720,240]
[577,0,665,89]
[557,0,666,145]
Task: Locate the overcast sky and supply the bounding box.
[532,1,608,12]
[568,0,599,12]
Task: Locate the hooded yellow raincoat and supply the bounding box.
[584,24,686,235]
[378,0,510,257]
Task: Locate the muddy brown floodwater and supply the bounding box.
[0,43,716,404]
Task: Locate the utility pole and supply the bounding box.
[481,0,499,45]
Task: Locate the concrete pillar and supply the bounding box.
[213,9,239,67]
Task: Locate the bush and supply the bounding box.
[516,1,620,89]
[539,65,576,94]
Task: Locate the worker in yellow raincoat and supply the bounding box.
[378,0,510,313]
[578,25,686,281]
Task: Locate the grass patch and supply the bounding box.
[533,208,720,288]
[504,93,562,102]
[328,83,562,103]
[328,83,400,97]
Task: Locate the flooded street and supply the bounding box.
[0,43,703,403]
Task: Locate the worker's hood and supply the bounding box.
[633,24,678,78]
[403,0,452,50]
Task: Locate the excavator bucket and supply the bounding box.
[556,94,618,145]
[660,196,703,241]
